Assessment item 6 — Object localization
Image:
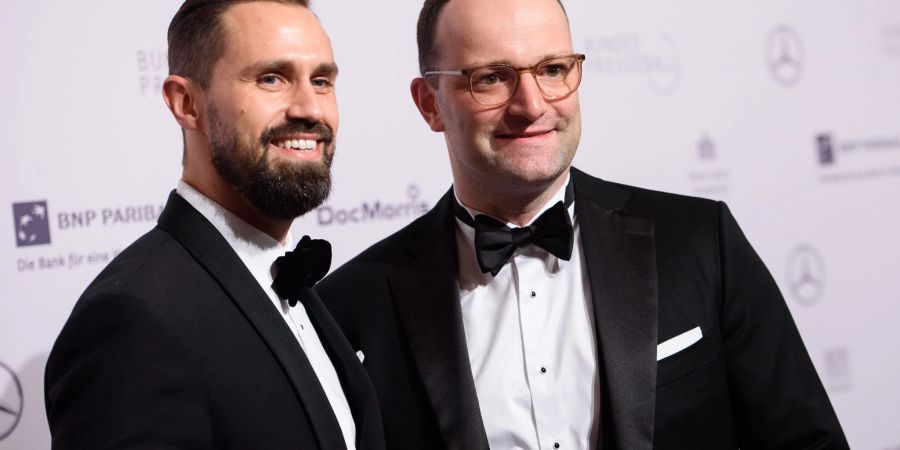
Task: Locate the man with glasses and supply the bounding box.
[318,0,848,449]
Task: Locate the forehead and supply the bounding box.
[435,0,572,67]
[218,1,333,66]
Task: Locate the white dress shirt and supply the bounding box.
[177,181,357,450]
[454,177,600,450]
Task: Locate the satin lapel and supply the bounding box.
[388,191,490,450]
[156,192,347,450]
[300,287,385,450]
[572,171,658,450]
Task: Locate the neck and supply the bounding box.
[454,170,570,226]
[181,169,293,246]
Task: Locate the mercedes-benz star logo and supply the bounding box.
[0,361,23,441]
[766,25,805,87]
[787,244,826,305]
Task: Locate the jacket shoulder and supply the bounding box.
[573,168,723,223]
[74,226,216,318]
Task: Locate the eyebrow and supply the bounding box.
[468,54,569,68]
[314,62,339,77]
[239,60,339,78]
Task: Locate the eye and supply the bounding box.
[311,77,335,92]
[472,70,507,88]
[258,74,285,88]
[538,63,568,79]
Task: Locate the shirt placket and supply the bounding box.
[516,252,567,450]
[285,306,309,350]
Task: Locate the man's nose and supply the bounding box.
[286,82,325,122]
[504,72,548,121]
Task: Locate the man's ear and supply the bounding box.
[410,77,445,132]
[162,75,204,131]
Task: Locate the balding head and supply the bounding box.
[416,0,568,74]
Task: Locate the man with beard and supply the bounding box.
[316,0,848,449]
[44,1,384,449]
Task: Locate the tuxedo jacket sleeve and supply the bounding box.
[317,167,847,450]
[45,192,385,450]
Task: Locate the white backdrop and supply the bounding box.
[2,1,899,448]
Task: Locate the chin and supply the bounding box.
[497,156,569,184]
[491,168,564,192]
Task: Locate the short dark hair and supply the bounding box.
[168,0,311,89]
[416,0,567,75]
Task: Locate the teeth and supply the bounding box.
[277,139,317,150]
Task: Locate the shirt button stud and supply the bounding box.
[530,291,537,298]
[540,367,547,374]
[554,443,560,449]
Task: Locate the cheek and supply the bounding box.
[466,110,504,137]
[558,97,581,122]
[444,101,492,128]
[240,102,285,131]
[324,96,339,130]
[436,92,474,126]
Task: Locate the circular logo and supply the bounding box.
[645,32,681,95]
[0,361,23,441]
[787,244,826,305]
[765,25,805,87]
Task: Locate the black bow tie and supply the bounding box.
[271,235,331,307]
[454,182,575,277]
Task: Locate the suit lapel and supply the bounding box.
[300,287,385,450]
[572,169,658,450]
[156,192,347,450]
[388,191,490,450]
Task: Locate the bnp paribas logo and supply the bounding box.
[12,201,51,247]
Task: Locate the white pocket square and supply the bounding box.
[356,350,365,363]
[657,326,702,362]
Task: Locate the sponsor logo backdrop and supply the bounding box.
[1,0,898,448]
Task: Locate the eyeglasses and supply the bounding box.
[424,53,586,106]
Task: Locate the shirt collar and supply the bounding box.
[176,180,294,288]
[452,173,575,275]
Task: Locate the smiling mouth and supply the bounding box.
[495,129,554,139]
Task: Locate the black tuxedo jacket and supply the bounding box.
[45,192,385,450]
[317,168,847,450]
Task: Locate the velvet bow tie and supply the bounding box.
[453,181,575,277]
[271,235,331,307]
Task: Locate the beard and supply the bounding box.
[207,107,335,220]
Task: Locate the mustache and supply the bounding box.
[261,119,334,146]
